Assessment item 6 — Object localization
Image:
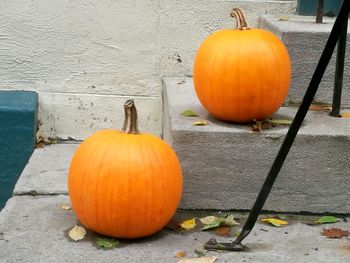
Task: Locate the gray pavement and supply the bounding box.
[0,195,349,262]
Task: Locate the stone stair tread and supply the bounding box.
[164,77,350,213]
[164,77,350,137]
[1,195,349,263]
[13,143,78,196]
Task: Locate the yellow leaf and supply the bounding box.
[68,225,86,241]
[341,112,350,118]
[61,204,71,210]
[175,251,187,258]
[278,16,289,21]
[193,120,208,126]
[177,256,217,263]
[261,218,288,227]
[180,218,197,230]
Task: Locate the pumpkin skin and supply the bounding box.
[68,102,182,239]
[193,9,291,123]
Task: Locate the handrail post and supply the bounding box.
[330,19,348,117]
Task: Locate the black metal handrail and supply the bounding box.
[331,19,348,116]
[205,0,350,252]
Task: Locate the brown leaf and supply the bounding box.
[251,120,273,132]
[36,142,46,148]
[175,251,187,258]
[214,226,231,237]
[251,120,262,132]
[309,104,332,112]
[251,118,291,132]
[321,228,350,238]
[165,218,182,232]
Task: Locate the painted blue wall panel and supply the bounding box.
[0,91,38,210]
[297,0,343,17]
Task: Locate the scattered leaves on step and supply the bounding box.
[309,104,332,112]
[214,226,231,237]
[194,249,208,258]
[321,228,350,238]
[341,112,350,118]
[181,109,199,117]
[261,218,288,227]
[251,120,265,132]
[268,119,292,125]
[199,216,218,225]
[180,218,197,230]
[193,120,209,126]
[224,214,239,226]
[177,256,217,263]
[175,251,187,258]
[251,118,291,132]
[68,225,86,241]
[315,216,340,224]
[200,214,239,230]
[95,237,120,249]
[60,204,71,210]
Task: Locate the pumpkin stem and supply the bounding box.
[230,8,250,30]
[122,99,140,134]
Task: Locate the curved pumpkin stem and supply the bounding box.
[230,8,250,30]
[122,99,140,134]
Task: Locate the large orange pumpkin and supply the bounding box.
[193,8,291,123]
[68,100,183,238]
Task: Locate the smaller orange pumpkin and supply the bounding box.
[68,100,183,238]
[193,8,291,123]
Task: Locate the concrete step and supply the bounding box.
[1,194,350,262]
[163,77,350,214]
[259,16,350,106]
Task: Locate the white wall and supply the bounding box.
[0,0,296,139]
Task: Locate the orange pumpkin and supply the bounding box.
[68,100,183,238]
[193,8,291,123]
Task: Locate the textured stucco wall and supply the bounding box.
[0,0,296,139]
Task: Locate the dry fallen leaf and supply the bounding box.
[214,226,231,237]
[180,218,197,230]
[278,16,289,21]
[61,204,71,210]
[315,216,340,224]
[199,216,218,225]
[175,251,187,258]
[177,256,217,263]
[166,218,182,232]
[95,237,119,249]
[251,118,291,132]
[181,110,199,117]
[193,120,209,126]
[261,218,288,227]
[321,228,350,238]
[268,119,292,125]
[200,214,239,230]
[309,104,332,112]
[68,225,86,241]
[341,112,350,118]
